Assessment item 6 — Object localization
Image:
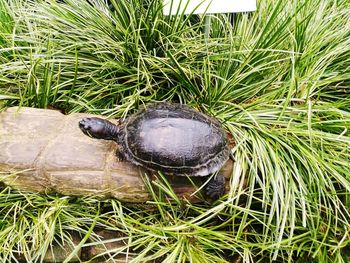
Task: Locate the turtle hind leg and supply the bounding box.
[79,117,119,141]
[205,173,226,200]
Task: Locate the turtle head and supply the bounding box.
[79,117,119,141]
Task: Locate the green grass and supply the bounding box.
[0,0,350,262]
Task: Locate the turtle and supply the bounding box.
[78,102,231,199]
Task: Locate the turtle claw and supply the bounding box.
[116,150,125,161]
[205,174,226,200]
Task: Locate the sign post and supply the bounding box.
[163,0,256,15]
[163,0,256,40]
[204,15,211,40]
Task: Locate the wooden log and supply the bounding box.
[0,107,233,202]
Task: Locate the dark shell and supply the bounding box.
[118,103,230,176]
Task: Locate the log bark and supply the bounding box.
[0,107,233,202]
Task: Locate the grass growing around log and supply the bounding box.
[0,0,350,262]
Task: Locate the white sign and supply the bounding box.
[163,0,256,15]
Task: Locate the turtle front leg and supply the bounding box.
[205,173,226,200]
[79,117,119,141]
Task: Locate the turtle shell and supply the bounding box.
[118,103,230,176]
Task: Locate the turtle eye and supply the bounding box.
[79,118,101,135]
[79,122,90,131]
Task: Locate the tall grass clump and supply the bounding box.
[0,0,350,262]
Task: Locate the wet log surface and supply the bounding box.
[0,107,233,203]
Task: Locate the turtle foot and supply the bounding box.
[116,150,126,161]
[79,117,118,140]
[205,174,226,200]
